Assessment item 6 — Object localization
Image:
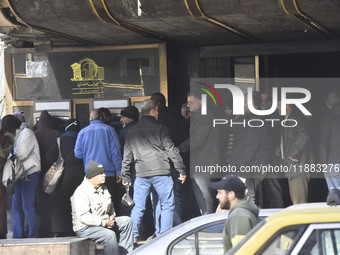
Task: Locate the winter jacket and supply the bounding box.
[319,107,340,164]
[46,131,84,234]
[70,178,115,232]
[281,108,315,177]
[223,196,259,252]
[119,121,137,155]
[122,115,185,184]
[230,113,271,174]
[0,132,12,235]
[178,108,228,175]
[34,110,62,175]
[14,124,41,178]
[74,120,122,177]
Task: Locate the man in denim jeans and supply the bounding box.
[71,161,133,255]
[122,99,186,242]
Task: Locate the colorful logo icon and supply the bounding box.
[196,82,223,107]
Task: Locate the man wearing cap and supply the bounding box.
[71,161,133,255]
[210,175,259,253]
[119,106,139,154]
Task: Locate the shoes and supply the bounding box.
[327,188,340,206]
[146,234,156,242]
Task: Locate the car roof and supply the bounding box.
[266,203,340,225]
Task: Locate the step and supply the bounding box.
[0,237,96,255]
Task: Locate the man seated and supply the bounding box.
[71,161,133,255]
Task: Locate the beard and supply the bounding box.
[220,199,230,210]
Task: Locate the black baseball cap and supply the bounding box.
[210,174,246,195]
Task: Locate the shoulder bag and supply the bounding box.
[42,138,65,194]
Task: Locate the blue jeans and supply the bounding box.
[151,168,182,236]
[324,164,340,190]
[76,216,133,255]
[12,172,39,238]
[131,176,174,238]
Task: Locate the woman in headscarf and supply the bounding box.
[1,115,40,238]
[46,119,84,236]
[34,110,63,237]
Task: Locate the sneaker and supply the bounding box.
[146,234,156,242]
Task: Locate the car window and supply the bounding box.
[170,222,225,255]
[298,229,340,255]
[259,227,304,255]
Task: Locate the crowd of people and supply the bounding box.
[0,88,339,254]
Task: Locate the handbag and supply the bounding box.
[121,186,135,211]
[42,138,65,194]
[2,153,24,194]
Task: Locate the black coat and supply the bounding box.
[178,108,228,176]
[46,131,84,234]
[230,113,272,170]
[319,108,340,164]
[122,115,185,184]
[281,108,314,177]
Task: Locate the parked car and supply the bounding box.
[227,203,340,255]
[130,208,281,255]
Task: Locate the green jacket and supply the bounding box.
[223,196,259,252]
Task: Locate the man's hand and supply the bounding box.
[288,156,299,163]
[106,215,115,229]
[123,181,131,187]
[178,174,186,184]
[116,175,122,184]
[275,147,280,157]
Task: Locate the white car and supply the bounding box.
[130,208,281,255]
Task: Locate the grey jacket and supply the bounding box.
[70,178,115,232]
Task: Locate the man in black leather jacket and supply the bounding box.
[122,99,186,241]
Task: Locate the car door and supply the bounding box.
[291,223,340,255]
[168,221,225,255]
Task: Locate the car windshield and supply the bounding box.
[226,219,267,255]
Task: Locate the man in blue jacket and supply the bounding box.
[74,109,122,194]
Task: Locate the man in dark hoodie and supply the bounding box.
[210,175,259,253]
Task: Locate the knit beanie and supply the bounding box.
[86,161,105,179]
[121,106,139,121]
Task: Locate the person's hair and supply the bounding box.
[141,99,157,115]
[249,90,262,109]
[187,86,203,100]
[90,110,101,121]
[1,115,22,133]
[151,92,166,107]
[234,191,246,200]
[326,91,339,108]
[98,107,111,118]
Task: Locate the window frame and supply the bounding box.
[290,223,340,255]
[167,220,226,255]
